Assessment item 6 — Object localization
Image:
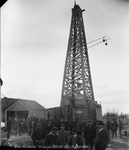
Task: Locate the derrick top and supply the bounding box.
[72,3,85,19]
[72,3,85,13]
[74,4,81,9]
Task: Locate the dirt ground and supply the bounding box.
[1,133,129,149]
[1,127,129,149]
[109,136,129,150]
[107,125,129,150]
[1,131,33,147]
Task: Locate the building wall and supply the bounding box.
[96,104,102,121]
[73,107,89,121]
[88,99,96,120]
[43,107,60,120]
[35,110,45,119]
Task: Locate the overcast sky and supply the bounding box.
[1,0,129,115]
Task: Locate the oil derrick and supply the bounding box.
[60,4,96,121]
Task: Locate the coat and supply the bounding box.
[106,121,111,130]
[44,124,53,136]
[13,119,19,129]
[111,121,118,132]
[95,128,110,150]
[84,125,96,142]
[58,129,68,146]
[68,134,84,147]
[31,127,43,141]
[44,131,60,146]
[7,119,12,130]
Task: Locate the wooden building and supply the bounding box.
[1,97,45,125]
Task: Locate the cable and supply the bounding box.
[88,38,110,49]
[88,41,103,49]
[87,36,107,45]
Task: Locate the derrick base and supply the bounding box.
[61,95,102,121]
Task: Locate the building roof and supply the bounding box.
[1,97,17,112]
[18,99,45,110]
[2,97,45,112]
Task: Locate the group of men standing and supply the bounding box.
[30,119,110,150]
[6,115,111,150]
[6,117,27,139]
[106,118,123,138]
[6,115,125,149]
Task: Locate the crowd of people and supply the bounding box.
[106,118,123,138]
[6,116,123,150]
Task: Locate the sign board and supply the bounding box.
[76,111,82,114]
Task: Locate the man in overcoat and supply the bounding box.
[44,126,60,147]
[58,124,68,147]
[106,118,111,135]
[31,123,44,147]
[95,121,110,150]
[7,117,13,139]
[84,120,96,150]
[111,118,118,138]
[118,119,123,138]
[68,128,84,148]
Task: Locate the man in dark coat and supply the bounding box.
[31,123,44,147]
[7,117,13,139]
[95,121,110,150]
[111,118,118,138]
[19,118,24,135]
[118,119,123,138]
[44,126,60,147]
[106,119,111,135]
[44,120,53,136]
[58,124,68,147]
[68,128,84,148]
[84,120,96,150]
[12,117,19,135]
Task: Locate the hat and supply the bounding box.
[99,121,105,125]
[72,128,77,133]
[60,124,65,127]
[52,126,58,131]
[87,119,93,123]
[37,123,41,127]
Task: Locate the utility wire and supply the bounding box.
[88,41,103,49]
[87,36,107,45]
[88,38,110,49]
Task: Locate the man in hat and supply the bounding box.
[68,128,84,148]
[7,117,13,139]
[118,119,123,138]
[111,118,118,138]
[44,126,60,147]
[95,121,110,150]
[106,118,111,135]
[84,120,96,150]
[58,124,68,147]
[31,123,44,147]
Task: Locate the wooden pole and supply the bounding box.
[0,78,3,146]
[0,89,1,145]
